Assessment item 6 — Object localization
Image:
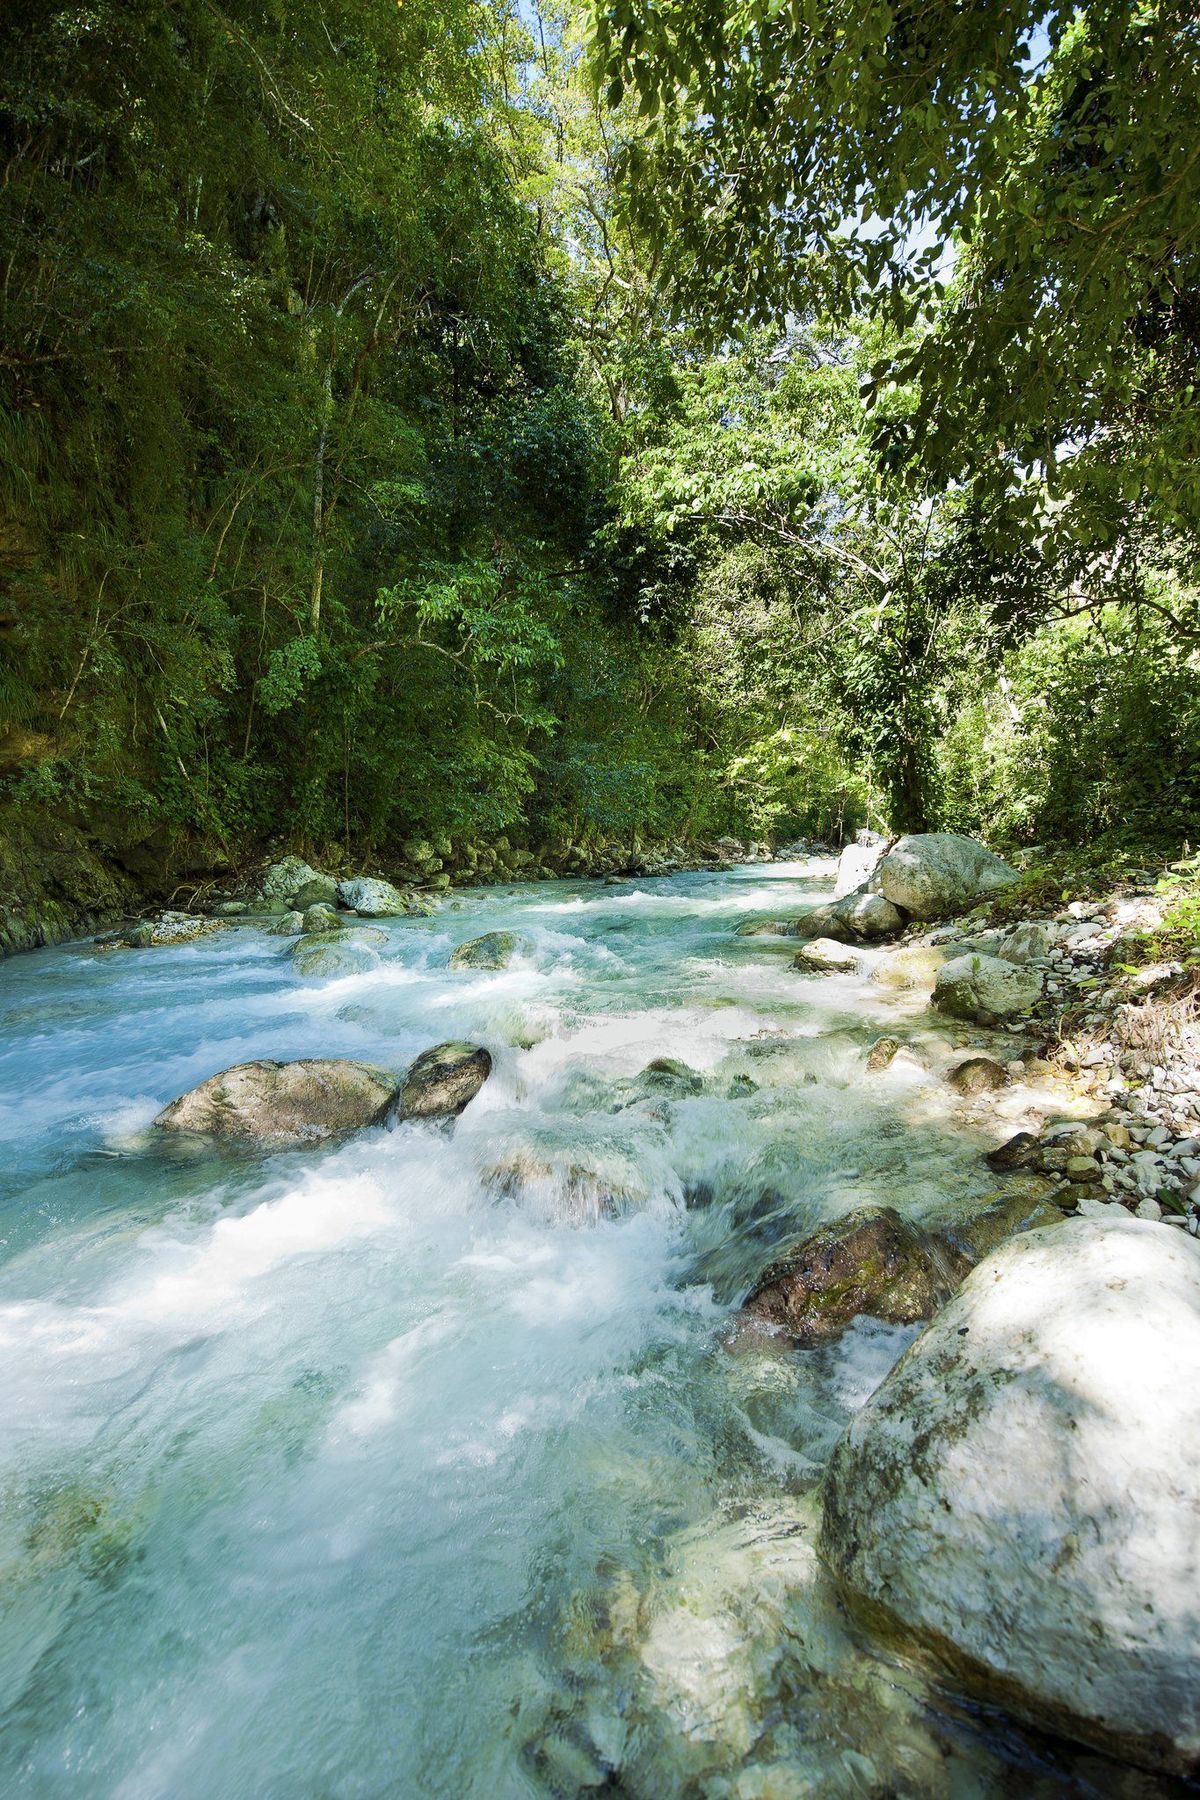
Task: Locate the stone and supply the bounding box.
[266,911,304,937]
[933,1186,1064,1264]
[449,930,530,970]
[640,1057,703,1095]
[985,1131,1040,1171]
[290,930,383,978]
[260,856,318,907]
[865,1036,900,1072]
[833,887,904,940]
[793,937,861,973]
[335,875,409,917]
[153,1058,399,1144]
[734,919,801,937]
[871,945,951,992]
[820,1217,1200,1774]
[301,902,340,934]
[876,833,1019,921]
[833,837,886,898]
[945,1054,1007,1096]
[742,1206,959,1343]
[291,873,339,909]
[998,920,1053,964]
[933,954,1043,1025]
[399,1042,492,1121]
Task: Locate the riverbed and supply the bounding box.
[0,859,1177,1796]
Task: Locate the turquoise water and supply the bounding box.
[0,863,1175,1796]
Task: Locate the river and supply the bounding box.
[0,858,1173,1796]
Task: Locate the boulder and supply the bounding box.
[399,1042,492,1120]
[301,902,340,934]
[448,930,530,971]
[290,930,383,978]
[260,856,318,907]
[945,1053,1007,1096]
[793,937,861,973]
[820,1218,1200,1775]
[640,1057,703,1096]
[834,887,904,940]
[931,1183,1064,1265]
[985,1130,1040,1170]
[876,833,1018,921]
[291,873,339,910]
[933,953,1043,1025]
[734,918,801,938]
[266,910,304,937]
[834,836,886,899]
[865,1035,900,1071]
[153,1058,399,1144]
[998,920,1053,964]
[871,944,951,992]
[742,1206,959,1342]
[335,875,409,917]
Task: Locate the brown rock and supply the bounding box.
[946,1055,1007,1096]
[986,1131,1040,1171]
[743,1206,959,1343]
[154,1058,400,1145]
[866,1036,901,1072]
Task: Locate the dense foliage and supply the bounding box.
[2,0,1198,883]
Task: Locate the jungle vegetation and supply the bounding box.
[1,0,1198,875]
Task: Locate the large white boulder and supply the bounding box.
[834,886,904,940]
[877,833,1018,920]
[834,836,886,898]
[820,1218,1200,1774]
[933,951,1042,1023]
[335,875,409,916]
[793,937,861,973]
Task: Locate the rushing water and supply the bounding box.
[0,860,1179,1797]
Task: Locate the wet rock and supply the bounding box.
[399,1042,492,1120]
[734,919,801,937]
[335,875,409,917]
[793,938,860,973]
[742,1206,959,1342]
[865,1036,900,1072]
[932,1184,1064,1264]
[820,1217,1200,1774]
[153,1058,399,1144]
[641,1057,703,1096]
[266,910,304,937]
[301,902,340,934]
[877,833,1018,921]
[290,930,383,978]
[103,916,223,949]
[449,930,530,970]
[933,953,1043,1025]
[945,1054,1007,1097]
[986,1130,1040,1171]
[871,944,951,992]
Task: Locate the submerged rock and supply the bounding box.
[153,1058,399,1144]
[742,1206,959,1342]
[985,1130,1040,1170]
[821,1217,1200,1774]
[290,929,383,978]
[876,833,1018,920]
[399,1042,492,1121]
[449,930,529,970]
[865,1035,901,1071]
[335,875,409,917]
[734,918,801,938]
[640,1057,703,1096]
[933,953,1043,1024]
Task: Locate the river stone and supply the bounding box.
[301,902,340,934]
[153,1058,399,1144]
[641,1057,703,1095]
[261,856,318,907]
[930,1183,1064,1265]
[734,918,801,937]
[985,1130,1040,1170]
[266,910,304,937]
[790,902,847,942]
[335,875,409,917]
[820,1218,1200,1774]
[998,920,1053,964]
[834,887,904,940]
[399,1042,492,1120]
[945,1054,1007,1096]
[877,833,1018,921]
[292,873,339,909]
[933,953,1043,1024]
[865,1035,900,1071]
[793,937,861,973]
[449,930,529,970]
[871,944,951,992]
[742,1206,959,1342]
[290,930,383,978]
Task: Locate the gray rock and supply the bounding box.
[266,911,304,937]
[335,875,409,917]
[933,953,1043,1024]
[449,930,530,971]
[399,1042,492,1120]
[301,903,340,934]
[998,920,1053,963]
[877,833,1018,921]
[945,1053,1007,1096]
[793,937,861,973]
[261,856,319,907]
[291,873,339,909]
[821,1217,1200,1773]
[153,1058,399,1144]
[834,886,905,940]
[290,930,383,978]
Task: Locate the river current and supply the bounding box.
[0,859,1173,1797]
